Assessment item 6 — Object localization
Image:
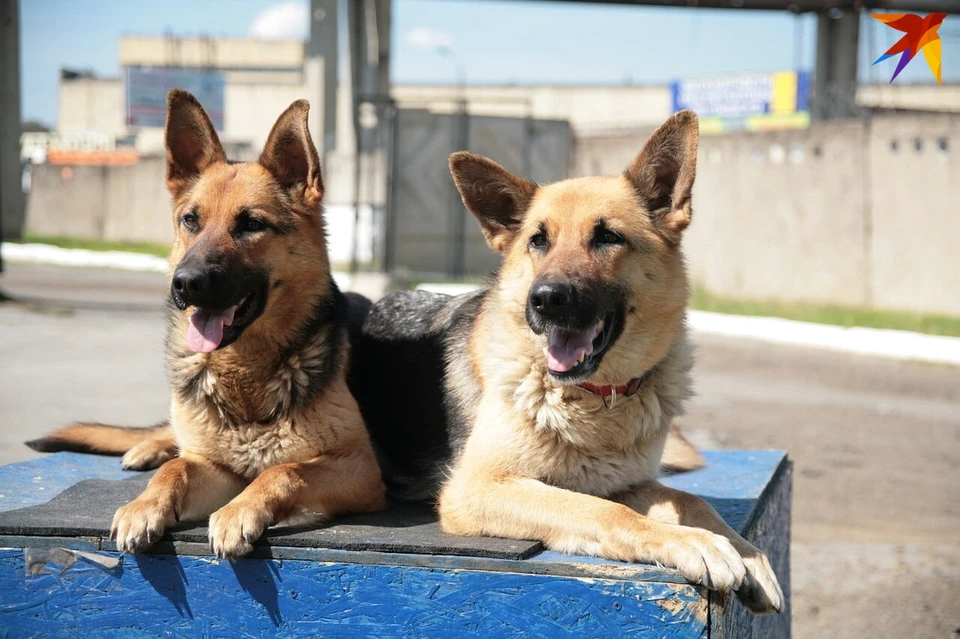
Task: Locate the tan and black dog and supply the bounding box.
[348,110,783,613]
[28,90,386,560]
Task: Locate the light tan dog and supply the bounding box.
[28,90,386,560]
[360,109,783,613]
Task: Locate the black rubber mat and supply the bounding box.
[0,473,542,560]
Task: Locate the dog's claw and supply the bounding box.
[110,496,176,555]
[661,530,747,593]
[736,551,785,614]
[208,501,269,561]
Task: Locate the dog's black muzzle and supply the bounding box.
[525,278,628,381]
[170,257,238,311]
[170,248,270,350]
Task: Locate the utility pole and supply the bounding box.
[1,0,25,276]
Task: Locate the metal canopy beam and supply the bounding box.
[501,0,960,13]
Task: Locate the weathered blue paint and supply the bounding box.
[0,452,137,511]
[0,549,707,638]
[714,461,793,639]
[0,450,791,638]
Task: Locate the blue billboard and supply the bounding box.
[125,66,226,130]
[671,71,811,133]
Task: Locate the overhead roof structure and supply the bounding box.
[537,0,960,13]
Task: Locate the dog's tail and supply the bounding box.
[26,421,176,471]
[661,423,707,473]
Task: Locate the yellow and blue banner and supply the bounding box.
[671,71,811,134]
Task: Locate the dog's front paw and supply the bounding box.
[122,440,177,471]
[208,501,272,561]
[111,497,177,553]
[736,551,784,614]
[662,529,747,592]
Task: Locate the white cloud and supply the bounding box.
[404,27,453,51]
[250,2,309,41]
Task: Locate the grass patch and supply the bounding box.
[691,287,960,337]
[19,234,170,258]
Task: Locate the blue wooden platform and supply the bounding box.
[0,451,791,638]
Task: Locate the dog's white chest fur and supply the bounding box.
[493,334,694,498]
[548,436,665,496]
[517,388,669,496]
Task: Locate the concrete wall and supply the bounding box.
[575,114,958,316]
[868,115,960,316]
[688,122,870,307]
[26,157,173,244]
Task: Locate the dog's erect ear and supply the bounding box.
[259,100,323,208]
[449,152,539,253]
[165,89,227,200]
[624,110,699,246]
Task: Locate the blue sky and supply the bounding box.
[19,0,960,126]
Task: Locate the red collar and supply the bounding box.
[577,370,652,403]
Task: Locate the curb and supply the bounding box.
[2,242,169,273]
[685,310,960,366]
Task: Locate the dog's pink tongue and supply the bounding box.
[186,305,238,354]
[545,325,601,373]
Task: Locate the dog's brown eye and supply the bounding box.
[181,212,199,232]
[243,218,266,233]
[530,233,548,249]
[595,228,625,246]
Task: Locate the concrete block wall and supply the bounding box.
[26,157,173,244]
[868,115,960,316]
[100,158,175,244]
[688,121,870,308]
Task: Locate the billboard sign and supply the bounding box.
[125,66,226,130]
[671,71,810,134]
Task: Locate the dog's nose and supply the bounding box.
[172,267,211,301]
[529,281,574,316]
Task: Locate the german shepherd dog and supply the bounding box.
[28,90,386,560]
[348,110,783,613]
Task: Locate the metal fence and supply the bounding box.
[349,96,573,280]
